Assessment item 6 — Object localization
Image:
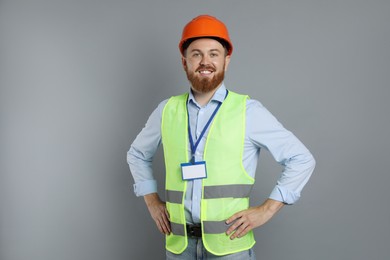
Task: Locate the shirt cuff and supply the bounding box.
[133,180,157,197]
[269,185,301,205]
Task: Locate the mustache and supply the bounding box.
[196,65,216,72]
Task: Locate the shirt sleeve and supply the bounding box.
[247,99,316,204]
[126,99,168,196]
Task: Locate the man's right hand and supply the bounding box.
[144,193,171,235]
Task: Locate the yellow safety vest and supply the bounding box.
[161,91,255,256]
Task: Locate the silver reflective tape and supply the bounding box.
[203,220,232,234]
[203,184,253,199]
[166,190,183,204]
[170,222,185,236]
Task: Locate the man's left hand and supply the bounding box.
[225,199,284,240]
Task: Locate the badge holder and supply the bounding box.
[181,161,207,181]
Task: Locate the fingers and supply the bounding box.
[158,207,171,234]
[225,212,242,235]
[229,220,250,240]
[226,215,247,239]
[225,210,254,240]
[152,204,171,235]
[144,194,172,235]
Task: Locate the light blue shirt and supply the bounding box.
[127,83,315,224]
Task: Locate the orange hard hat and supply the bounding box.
[179,15,233,56]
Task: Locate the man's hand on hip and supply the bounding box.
[144,193,171,235]
[225,199,284,240]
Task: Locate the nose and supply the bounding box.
[200,54,211,66]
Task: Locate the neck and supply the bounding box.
[193,91,214,106]
[191,85,221,107]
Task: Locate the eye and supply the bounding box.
[210,52,219,57]
[192,52,201,58]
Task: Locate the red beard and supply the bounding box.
[185,65,225,93]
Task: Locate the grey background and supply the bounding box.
[1,0,389,259]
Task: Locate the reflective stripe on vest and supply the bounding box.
[166,184,253,203]
[204,184,253,199]
[166,190,184,204]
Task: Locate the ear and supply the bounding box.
[181,56,187,71]
[224,55,231,72]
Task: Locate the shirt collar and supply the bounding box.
[188,83,227,107]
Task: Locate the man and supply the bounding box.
[127,15,315,259]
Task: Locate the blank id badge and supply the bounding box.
[180,161,207,181]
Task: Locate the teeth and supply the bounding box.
[199,70,212,74]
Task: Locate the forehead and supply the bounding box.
[187,38,225,52]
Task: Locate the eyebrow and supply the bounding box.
[190,48,222,53]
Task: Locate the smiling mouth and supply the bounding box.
[198,70,213,75]
[197,66,215,76]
